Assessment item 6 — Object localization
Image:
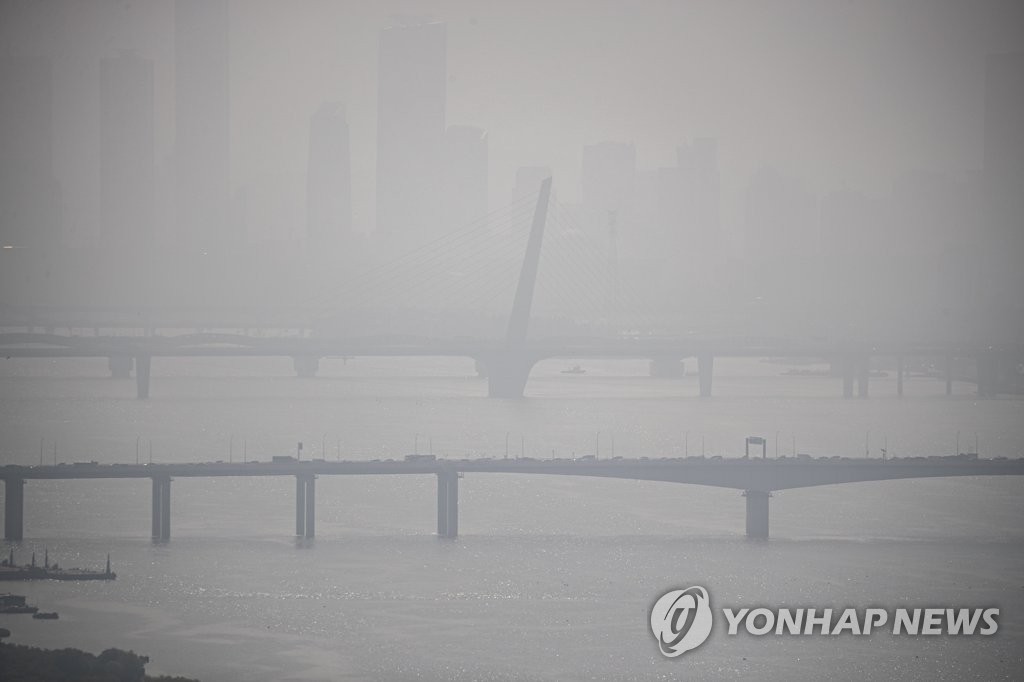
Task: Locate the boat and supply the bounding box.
[32,612,59,620]
[561,365,586,375]
[0,551,116,581]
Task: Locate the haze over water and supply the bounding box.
[1,357,1022,680]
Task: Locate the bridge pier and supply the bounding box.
[896,355,904,397]
[151,476,170,541]
[857,358,869,399]
[945,354,953,396]
[4,478,25,541]
[744,490,770,539]
[293,356,320,378]
[109,356,133,379]
[295,475,315,538]
[436,471,459,538]
[697,353,713,398]
[136,355,151,399]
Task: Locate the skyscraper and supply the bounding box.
[100,51,155,250]
[376,22,446,240]
[175,0,230,255]
[306,103,352,248]
[0,55,59,250]
[983,52,1024,313]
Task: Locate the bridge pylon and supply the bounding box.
[482,177,552,399]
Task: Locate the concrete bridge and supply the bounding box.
[3,455,1022,542]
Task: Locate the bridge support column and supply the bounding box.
[295,475,315,538]
[896,355,904,397]
[857,357,869,399]
[945,354,953,396]
[136,355,151,399]
[484,354,536,399]
[109,356,133,379]
[842,357,855,398]
[697,353,714,398]
[151,476,170,541]
[744,490,770,539]
[293,356,320,378]
[436,471,458,538]
[4,478,25,541]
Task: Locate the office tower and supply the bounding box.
[376,21,446,240]
[983,52,1024,311]
[306,103,352,248]
[100,51,155,250]
[0,55,59,250]
[175,0,230,255]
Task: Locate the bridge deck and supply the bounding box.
[4,457,1023,491]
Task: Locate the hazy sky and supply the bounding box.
[2,0,1023,241]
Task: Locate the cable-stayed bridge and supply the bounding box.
[1,180,1020,398]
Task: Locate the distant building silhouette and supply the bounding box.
[983,52,1024,315]
[175,0,230,256]
[306,103,352,248]
[376,21,446,240]
[100,51,154,250]
[442,125,488,231]
[0,55,60,250]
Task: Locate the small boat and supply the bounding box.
[32,611,59,620]
[561,365,586,375]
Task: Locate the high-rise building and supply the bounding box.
[984,52,1024,184]
[100,51,155,250]
[306,103,352,248]
[983,52,1024,315]
[175,0,230,255]
[376,22,446,240]
[0,55,60,250]
[442,125,488,231]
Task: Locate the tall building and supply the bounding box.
[442,125,488,231]
[100,51,155,250]
[376,22,446,240]
[175,0,230,255]
[0,55,60,250]
[983,52,1024,315]
[306,103,352,248]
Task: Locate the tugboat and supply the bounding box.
[32,611,59,620]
